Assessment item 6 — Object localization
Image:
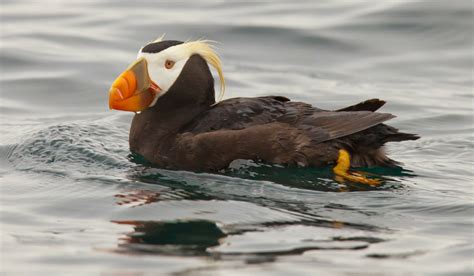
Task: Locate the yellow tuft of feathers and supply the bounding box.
[151,35,225,101]
[182,40,225,101]
[152,34,166,43]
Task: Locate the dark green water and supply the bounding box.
[1,1,473,275]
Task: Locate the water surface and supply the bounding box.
[1,0,473,275]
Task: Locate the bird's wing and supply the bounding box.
[299,111,396,144]
[184,96,395,144]
[183,96,296,133]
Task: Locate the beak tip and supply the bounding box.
[108,89,114,110]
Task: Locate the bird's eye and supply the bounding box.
[165,60,175,69]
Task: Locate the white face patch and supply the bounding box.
[136,39,225,108]
[137,44,191,107]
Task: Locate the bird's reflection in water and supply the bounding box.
[114,190,162,207]
[112,220,227,256]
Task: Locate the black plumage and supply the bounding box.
[125,41,419,171]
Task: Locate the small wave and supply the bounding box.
[7,119,131,177]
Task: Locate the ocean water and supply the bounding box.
[1,0,473,275]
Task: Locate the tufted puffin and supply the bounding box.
[108,37,419,185]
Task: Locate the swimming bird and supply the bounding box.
[108,38,419,185]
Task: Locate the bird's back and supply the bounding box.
[179,97,418,168]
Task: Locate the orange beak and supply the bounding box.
[109,57,161,112]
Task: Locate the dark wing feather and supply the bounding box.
[300,111,395,144]
[184,96,395,145]
[184,96,290,133]
[336,98,386,112]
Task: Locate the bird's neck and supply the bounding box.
[128,100,210,157]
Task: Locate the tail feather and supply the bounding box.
[333,100,419,167]
[384,132,420,143]
[338,125,420,167]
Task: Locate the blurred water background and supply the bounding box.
[1,0,473,275]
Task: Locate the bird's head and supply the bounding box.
[108,37,225,112]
